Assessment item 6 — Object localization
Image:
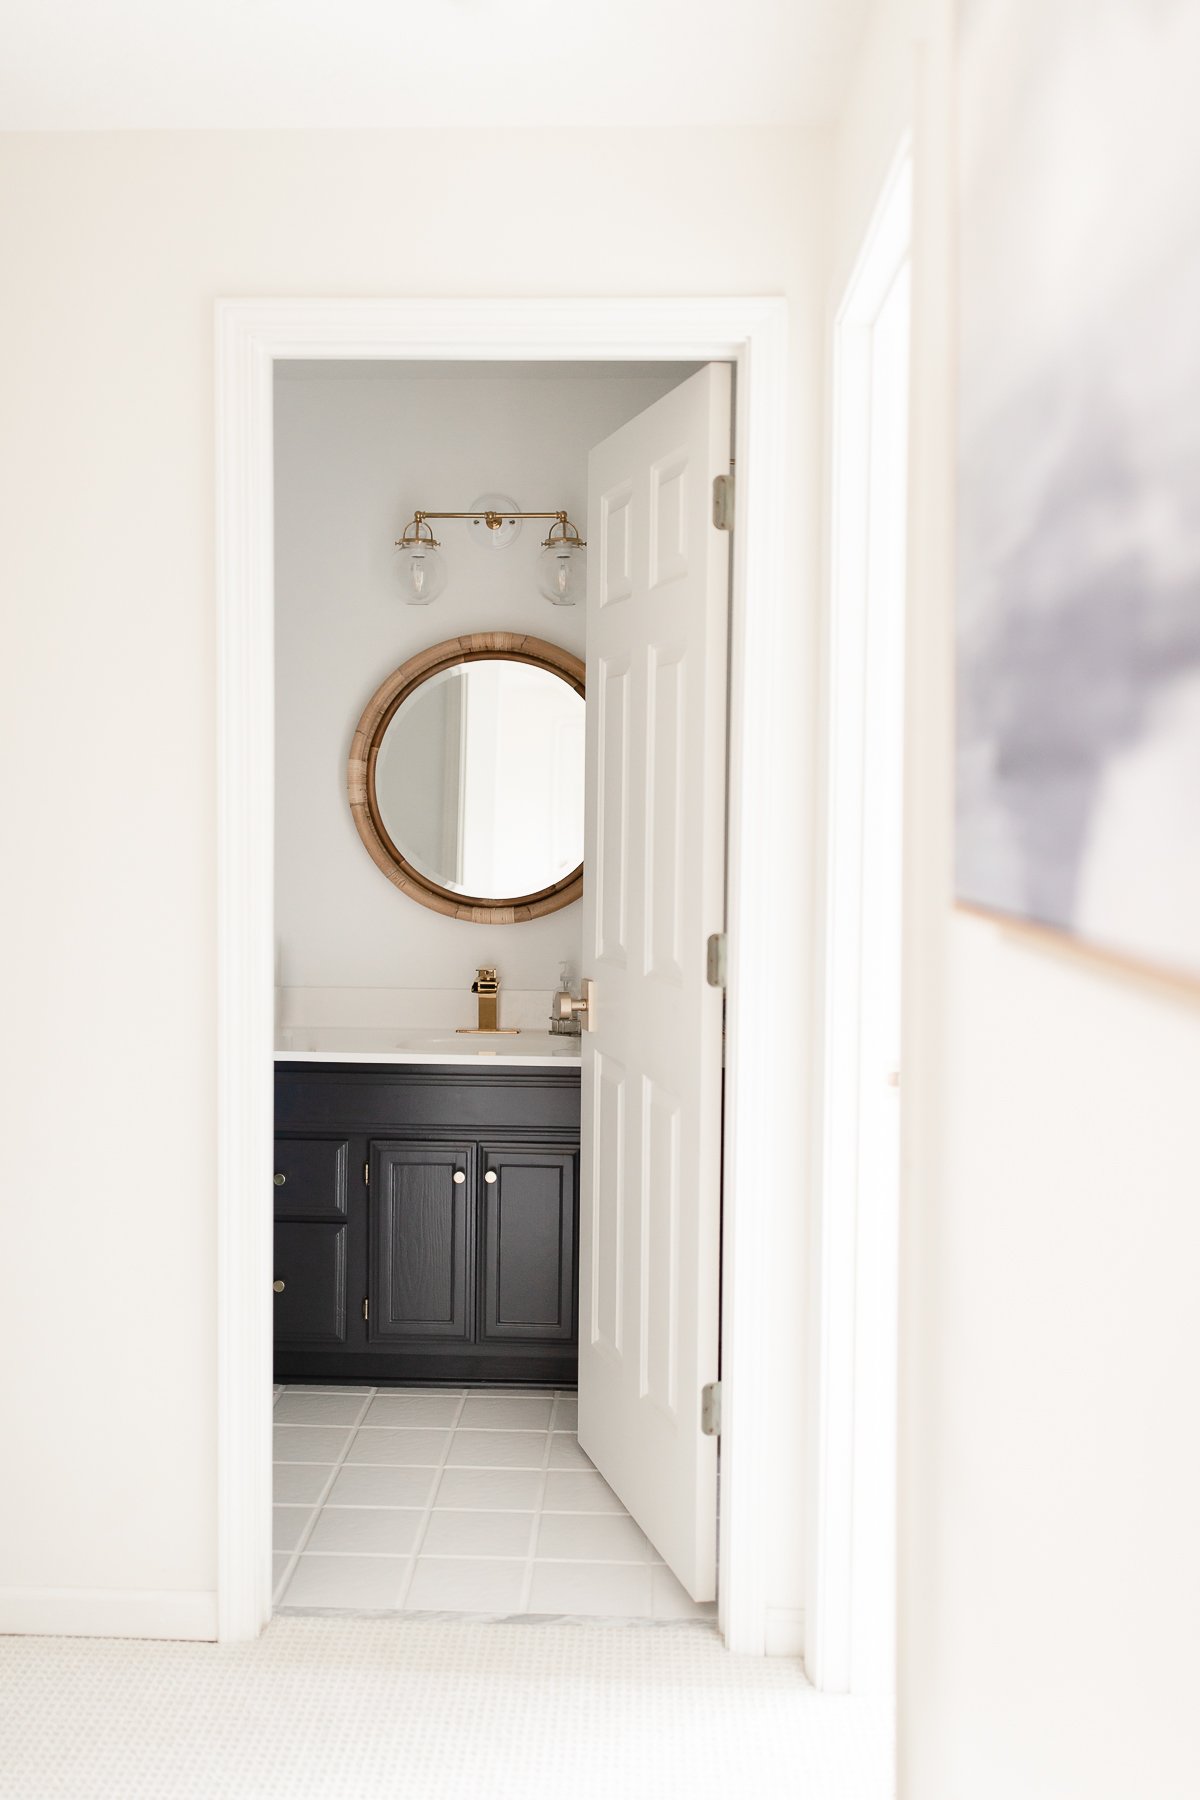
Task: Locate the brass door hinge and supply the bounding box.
[706,932,727,989]
[362,1298,369,1322]
[701,1381,722,1437]
[364,1161,369,1186]
[712,472,735,532]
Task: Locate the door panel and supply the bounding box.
[370,1144,473,1342]
[641,1076,681,1415]
[645,648,685,982]
[580,363,730,1601]
[599,480,634,605]
[593,656,631,965]
[480,1148,577,1343]
[273,1221,347,1344]
[589,1051,626,1360]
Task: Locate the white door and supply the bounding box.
[578,364,731,1601]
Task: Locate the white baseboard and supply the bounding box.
[0,1587,218,1641]
[764,1605,806,1657]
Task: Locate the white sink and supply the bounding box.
[274,1026,581,1067]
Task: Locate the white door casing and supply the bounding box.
[214,298,789,1653]
[578,365,731,1602]
[807,147,911,1692]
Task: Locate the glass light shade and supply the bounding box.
[537,541,586,606]
[395,540,447,605]
[467,493,522,550]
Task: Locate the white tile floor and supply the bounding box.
[273,1384,716,1625]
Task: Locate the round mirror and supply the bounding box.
[348,633,585,922]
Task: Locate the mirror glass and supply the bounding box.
[373,659,585,900]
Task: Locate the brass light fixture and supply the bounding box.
[394,498,587,607]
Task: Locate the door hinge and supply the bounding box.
[712,472,735,532]
[701,1381,722,1437]
[364,1161,369,1186]
[706,932,728,989]
[362,1298,369,1322]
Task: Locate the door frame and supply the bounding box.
[215,296,788,1649]
[806,147,912,1690]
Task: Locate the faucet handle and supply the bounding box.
[472,967,499,995]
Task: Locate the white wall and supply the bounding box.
[831,3,1200,1793]
[274,364,680,1009]
[0,126,828,1638]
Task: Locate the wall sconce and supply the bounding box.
[393,517,447,606]
[394,495,587,607]
[536,516,588,607]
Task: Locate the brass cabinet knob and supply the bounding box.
[273,1279,285,1293]
[273,1173,286,1187]
[484,1170,498,1185]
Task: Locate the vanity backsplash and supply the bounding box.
[277,984,560,1036]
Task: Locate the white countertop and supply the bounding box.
[274,1026,581,1068]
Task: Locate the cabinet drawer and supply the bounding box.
[273,1221,348,1344]
[481,1148,577,1344]
[370,1143,474,1342]
[273,1136,349,1219]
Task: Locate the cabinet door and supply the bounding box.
[480,1147,577,1343]
[370,1143,474,1342]
[273,1221,348,1344]
[272,1135,349,1220]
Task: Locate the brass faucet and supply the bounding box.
[472,968,500,1032]
[456,968,519,1036]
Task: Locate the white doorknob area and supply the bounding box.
[453,1171,466,1185]
[485,1170,498,1184]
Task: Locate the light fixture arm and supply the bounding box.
[396,508,586,549]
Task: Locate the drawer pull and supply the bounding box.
[453,1170,466,1185]
[273,1173,286,1187]
[484,1170,498,1185]
[272,1279,285,1293]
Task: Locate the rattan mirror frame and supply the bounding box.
[348,631,586,923]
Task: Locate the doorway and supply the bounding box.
[215,299,791,1650]
[269,358,720,1624]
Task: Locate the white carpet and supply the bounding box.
[0,1616,892,1800]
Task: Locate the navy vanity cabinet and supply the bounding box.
[480,1147,577,1346]
[369,1143,475,1345]
[273,1220,348,1345]
[273,1062,580,1386]
[272,1134,352,1348]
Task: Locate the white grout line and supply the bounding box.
[515,1415,557,1613]
[356,1424,556,1432]
[272,1386,646,1616]
[273,1387,378,1606]
[274,1505,633,1522]
[277,1421,563,1434]
[307,1503,620,1514]
[393,1390,469,1611]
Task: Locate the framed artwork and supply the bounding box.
[955,0,1200,982]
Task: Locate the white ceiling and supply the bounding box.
[0,0,870,131]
